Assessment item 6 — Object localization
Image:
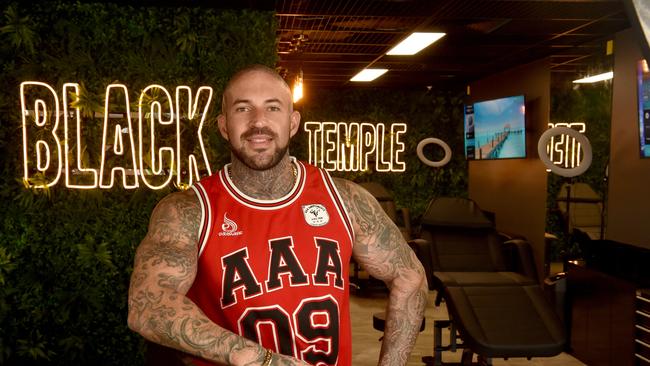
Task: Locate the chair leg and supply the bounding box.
[434,322,442,366]
[460,349,473,365]
[449,323,457,352]
[477,355,492,366]
[431,319,479,366]
[433,320,449,366]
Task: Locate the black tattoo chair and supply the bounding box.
[417,197,566,366]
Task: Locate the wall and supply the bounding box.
[606,28,650,248]
[468,59,551,278]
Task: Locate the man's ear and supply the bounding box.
[289,110,301,138]
[217,114,229,140]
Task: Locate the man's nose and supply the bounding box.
[249,108,267,127]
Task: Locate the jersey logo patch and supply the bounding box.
[218,213,243,236]
[302,204,330,227]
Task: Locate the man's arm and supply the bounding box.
[127,189,308,366]
[334,178,428,366]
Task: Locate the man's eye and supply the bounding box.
[268,106,281,112]
[235,106,250,112]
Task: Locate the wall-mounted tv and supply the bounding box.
[464,94,526,160]
[637,59,650,158]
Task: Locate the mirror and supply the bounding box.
[546,37,614,269]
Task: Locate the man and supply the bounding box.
[128,64,427,366]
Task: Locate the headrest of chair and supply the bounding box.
[421,197,493,228]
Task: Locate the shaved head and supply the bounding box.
[221,64,293,115]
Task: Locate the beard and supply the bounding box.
[228,127,290,170]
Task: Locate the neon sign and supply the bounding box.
[20,82,213,190]
[303,122,407,172]
[546,122,586,169]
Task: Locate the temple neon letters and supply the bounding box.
[303,121,407,172]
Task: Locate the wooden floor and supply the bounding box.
[349,290,585,366]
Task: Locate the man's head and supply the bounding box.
[218,65,301,171]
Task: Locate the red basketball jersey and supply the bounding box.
[186,158,354,366]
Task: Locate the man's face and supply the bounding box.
[218,70,300,170]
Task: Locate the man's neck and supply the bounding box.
[229,156,296,200]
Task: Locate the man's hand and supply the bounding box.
[269,353,314,366]
[210,351,313,366]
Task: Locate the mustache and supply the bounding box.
[241,127,277,139]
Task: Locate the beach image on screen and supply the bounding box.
[472,95,526,159]
[464,104,476,158]
[638,59,650,158]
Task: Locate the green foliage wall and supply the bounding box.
[0,2,277,365]
[293,87,469,219]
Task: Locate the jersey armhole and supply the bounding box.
[319,169,356,246]
[190,183,212,258]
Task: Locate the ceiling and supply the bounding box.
[270,0,630,89]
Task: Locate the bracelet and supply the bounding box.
[261,348,273,366]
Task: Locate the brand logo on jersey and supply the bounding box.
[218,213,243,236]
[302,204,330,227]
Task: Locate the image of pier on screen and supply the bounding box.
[638,59,650,158]
[471,94,527,160]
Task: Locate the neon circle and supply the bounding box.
[537,126,592,177]
[417,138,452,168]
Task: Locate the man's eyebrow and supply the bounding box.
[232,98,251,105]
[231,98,284,105]
[264,98,284,105]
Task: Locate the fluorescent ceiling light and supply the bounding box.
[386,32,446,56]
[572,71,613,84]
[350,68,388,82]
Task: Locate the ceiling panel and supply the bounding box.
[273,0,629,89]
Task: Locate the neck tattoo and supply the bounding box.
[228,162,298,199]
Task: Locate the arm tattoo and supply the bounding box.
[334,178,428,366]
[127,190,269,365]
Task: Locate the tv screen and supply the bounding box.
[638,59,650,158]
[464,94,526,160]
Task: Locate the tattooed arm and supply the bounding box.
[127,190,309,366]
[334,178,428,366]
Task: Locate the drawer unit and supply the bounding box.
[638,324,650,344]
[639,311,650,333]
[637,290,650,366]
[640,292,650,313]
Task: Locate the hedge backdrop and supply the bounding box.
[0,1,611,365]
[0,2,278,365]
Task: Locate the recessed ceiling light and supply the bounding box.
[386,32,446,56]
[572,71,613,83]
[350,68,389,82]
